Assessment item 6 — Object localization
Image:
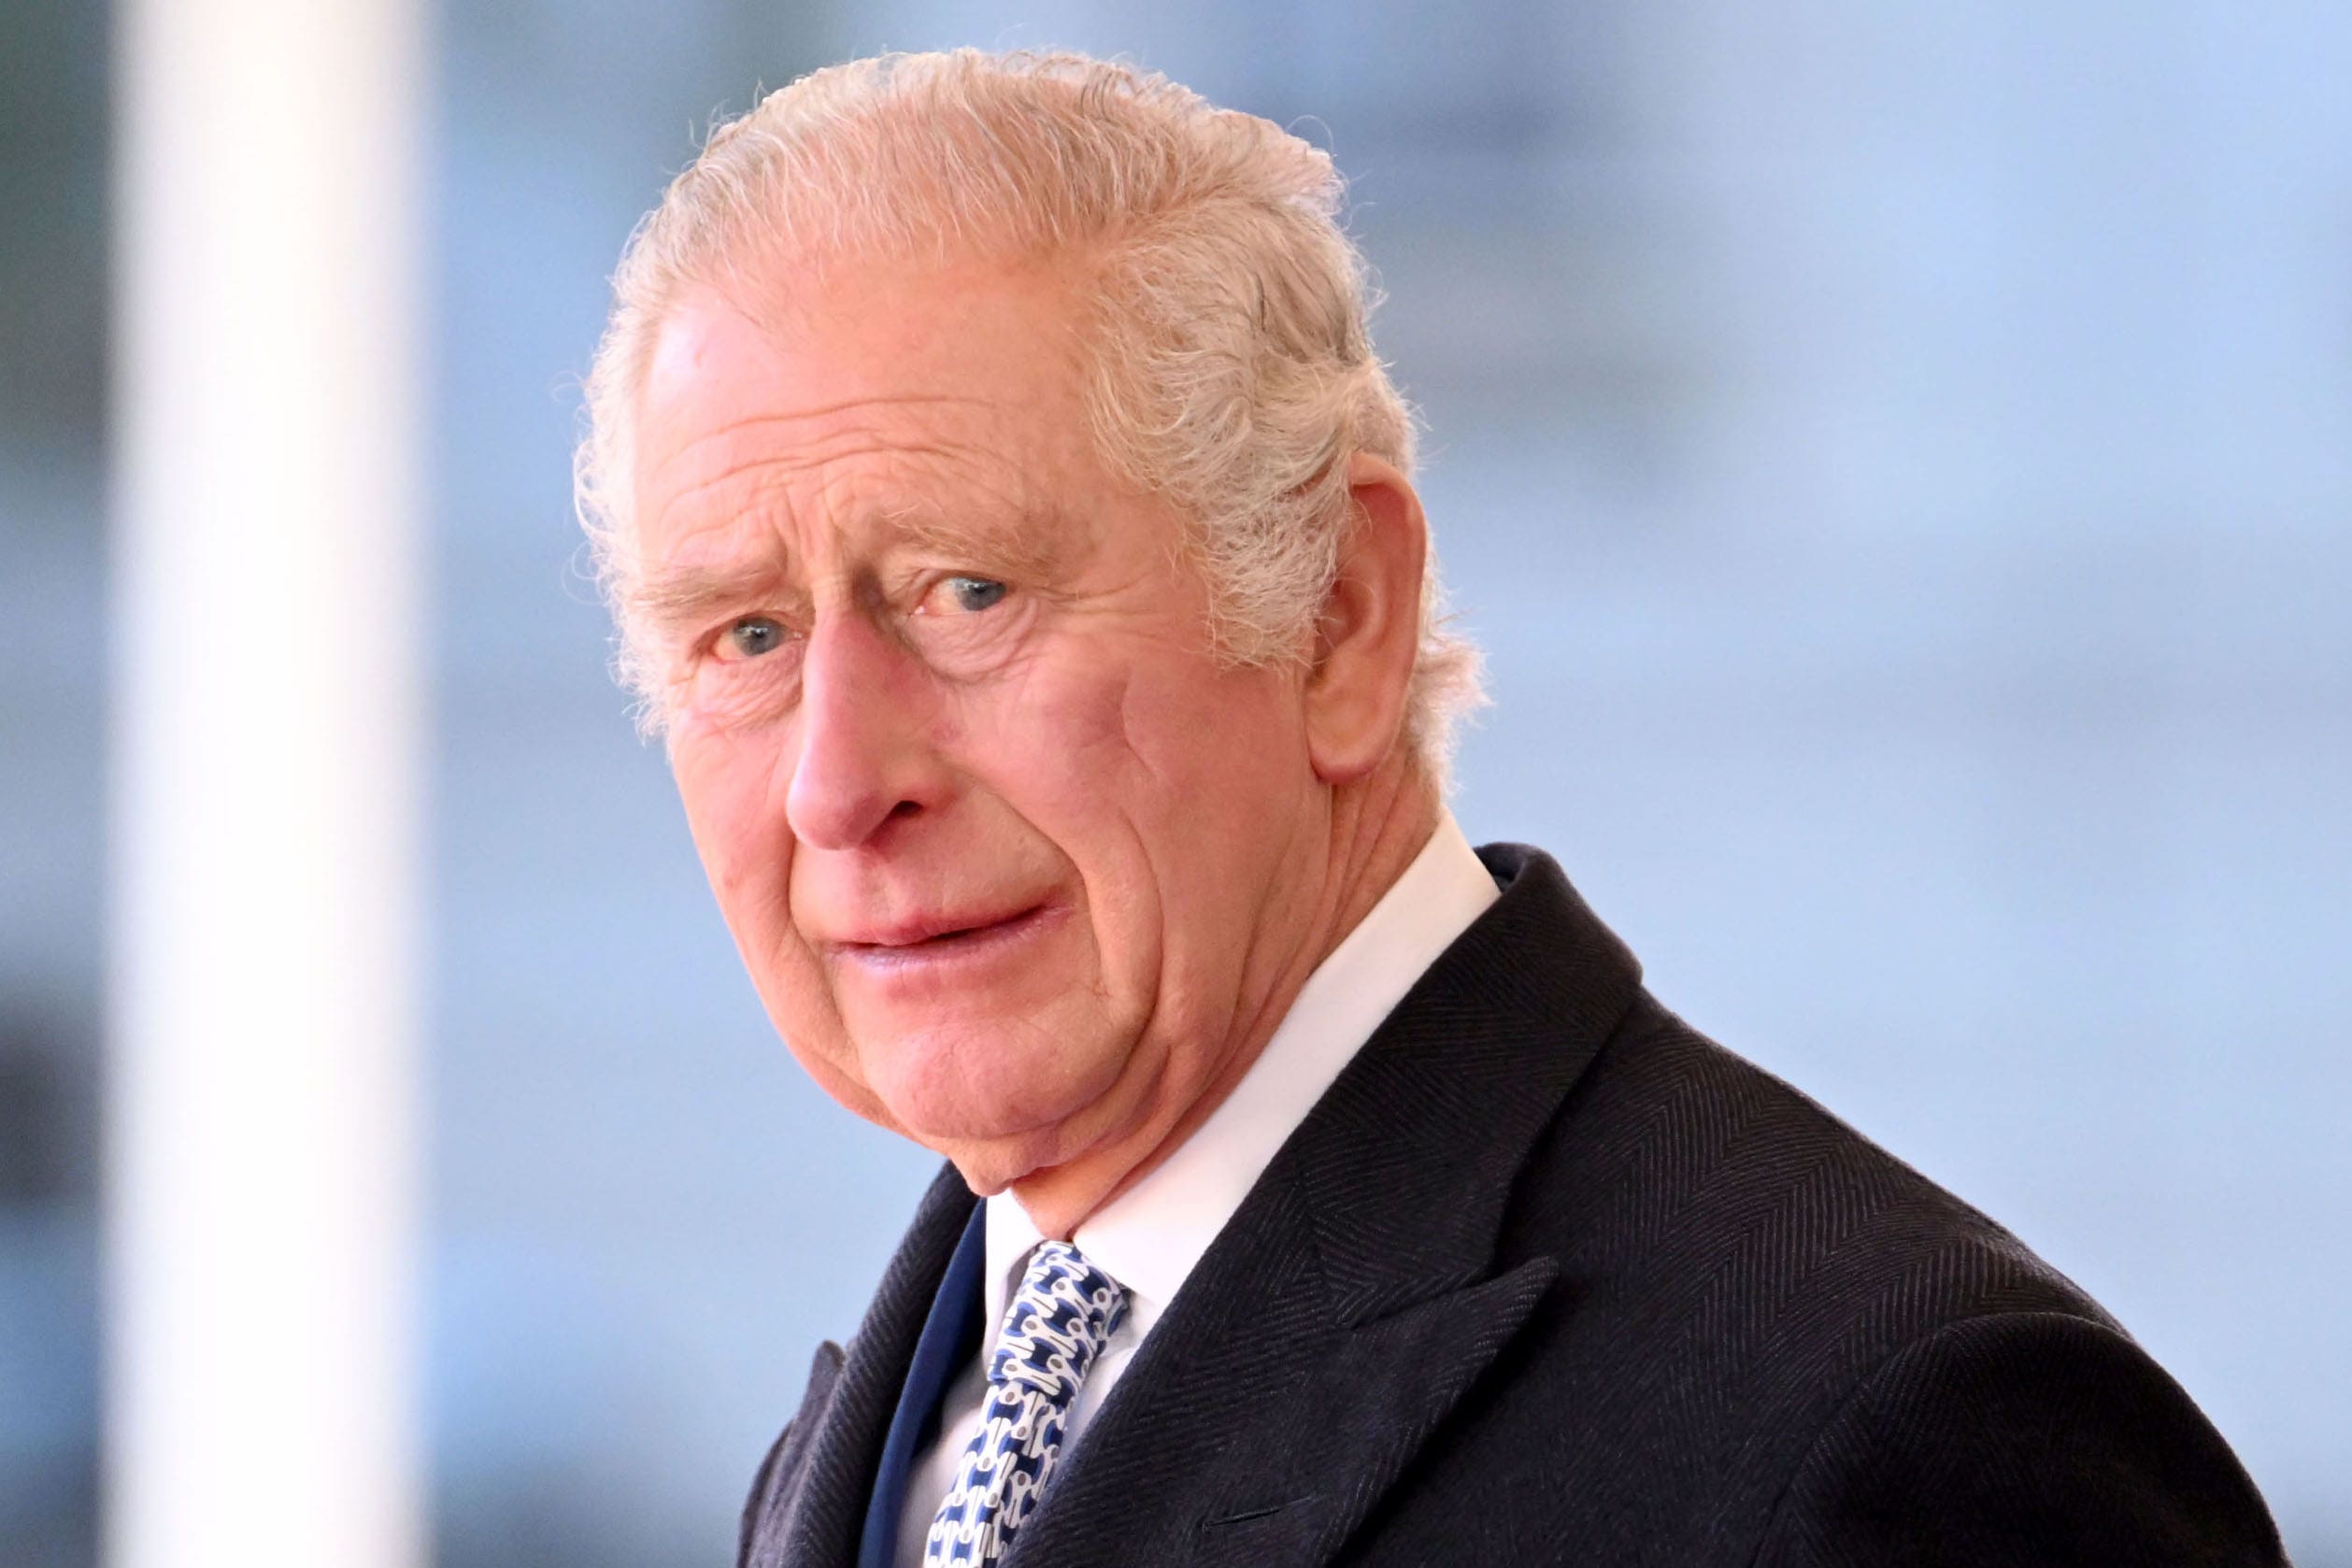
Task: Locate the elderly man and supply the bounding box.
[578,50,2283,1568]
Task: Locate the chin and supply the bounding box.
[885,1096,1114,1198]
[933,1135,1054,1198]
[864,1023,1129,1148]
[875,1043,1100,1142]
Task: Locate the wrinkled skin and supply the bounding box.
[629,254,1434,1233]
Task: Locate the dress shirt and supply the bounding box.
[895,814,1500,1566]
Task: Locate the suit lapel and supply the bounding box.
[1182,1253,1561,1567]
[1004,848,1642,1568]
[746,1162,978,1568]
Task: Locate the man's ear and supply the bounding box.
[1305,452,1427,785]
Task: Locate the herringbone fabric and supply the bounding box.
[920,1242,1125,1566]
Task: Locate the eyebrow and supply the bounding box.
[626,561,798,641]
[891,505,1074,584]
[627,504,1080,639]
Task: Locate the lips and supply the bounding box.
[829,900,1053,955]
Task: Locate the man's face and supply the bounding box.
[630,257,1329,1191]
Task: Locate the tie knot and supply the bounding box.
[989,1240,1127,1400]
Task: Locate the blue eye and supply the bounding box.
[945,576,1007,613]
[725,616,787,658]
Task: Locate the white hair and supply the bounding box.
[577,49,1483,778]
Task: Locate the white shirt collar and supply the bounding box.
[982,813,1500,1347]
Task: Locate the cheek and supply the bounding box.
[1108,665,1311,945]
[987,663,1167,846]
[964,652,1305,940]
[966,645,1306,839]
[1114,660,1306,818]
[671,723,799,920]
[675,724,859,1076]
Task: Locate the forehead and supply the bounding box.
[630,258,1119,572]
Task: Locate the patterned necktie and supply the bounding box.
[922,1240,1128,1566]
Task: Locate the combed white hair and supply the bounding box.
[577,49,1483,777]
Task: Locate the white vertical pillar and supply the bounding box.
[107,1,425,1565]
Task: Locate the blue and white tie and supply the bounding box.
[922,1240,1128,1566]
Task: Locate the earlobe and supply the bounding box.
[1305,453,1428,786]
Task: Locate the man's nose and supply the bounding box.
[784,613,940,850]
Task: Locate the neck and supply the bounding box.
[1008,754,1442,1238]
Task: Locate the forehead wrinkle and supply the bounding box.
[644,386,1004,500]
[646,451,805,540]
[653,403,969,492]
[634,352,1095,636]
[655,410,1018,521]
[657,391,997,461]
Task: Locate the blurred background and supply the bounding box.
[5,0,2347,1563]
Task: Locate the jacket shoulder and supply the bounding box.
[1751,1309,2287,1566]
[1518,991,2110,1333]
[1421,992,2282,1563]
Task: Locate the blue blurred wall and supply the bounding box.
[4,2,2345,1564]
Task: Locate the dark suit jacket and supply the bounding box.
[741,846,2286,1567]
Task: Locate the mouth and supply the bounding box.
[830,901,1060,970]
